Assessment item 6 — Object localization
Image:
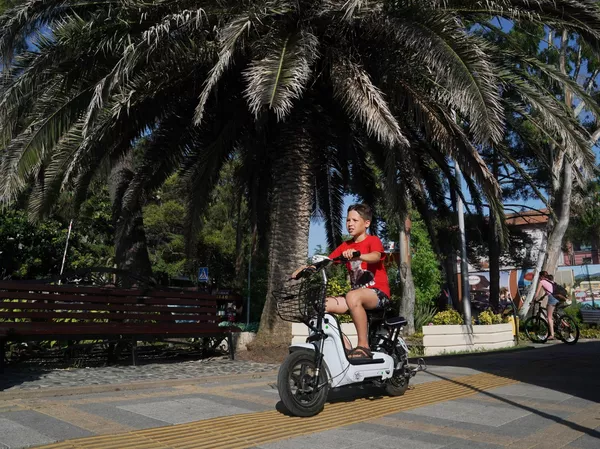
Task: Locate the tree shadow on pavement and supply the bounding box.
[423,340,600,403]
[426,370,600,442]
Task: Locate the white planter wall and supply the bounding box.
[292,322,358,346]
[422,323,515,356]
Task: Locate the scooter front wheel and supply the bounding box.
[277,350,329,417]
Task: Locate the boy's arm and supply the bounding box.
[356,251,382,264]
[348,236,385,263]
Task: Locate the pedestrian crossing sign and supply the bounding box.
[198,267,209,282]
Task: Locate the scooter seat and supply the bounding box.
[385,316,407,327]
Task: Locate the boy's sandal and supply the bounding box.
[348,346,373,359]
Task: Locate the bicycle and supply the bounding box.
[523,297,579,345]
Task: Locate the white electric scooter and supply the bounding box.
[274,252,426,417]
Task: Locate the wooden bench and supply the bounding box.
[581,309,600,326]
[0,281,241,371]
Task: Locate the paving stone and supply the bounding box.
[388,411,497,434]
[404,398,531,427]
[77,403,170,429]
[489,411,575,438]
[559,397,599,410]
[566,431,600,449]
[349,422,464,447]
[0,418,55,448]
[2,410,92,442]
[487,383,573,402]
[117,397,254,424]
[442,441,504,449]
[258,426,446,449]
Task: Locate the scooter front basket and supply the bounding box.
[273,280,326,323]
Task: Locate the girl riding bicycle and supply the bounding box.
[536,271,558,340]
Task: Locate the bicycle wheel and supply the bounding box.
[524,316,549,343]
[555,315,579,345]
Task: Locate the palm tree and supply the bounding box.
[2,0,600,343]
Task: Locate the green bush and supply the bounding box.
[432,309,463,325]
[327,277,350,297]
[580,328,600,339]
[562,303,583,327]
[478,310,503,325]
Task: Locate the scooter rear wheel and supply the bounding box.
[385,372,409,396]
[277,350,329,417]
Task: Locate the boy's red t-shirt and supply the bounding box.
[328,235,390,297]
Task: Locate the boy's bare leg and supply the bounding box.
[345,289,379,350]
[325,296,352,350]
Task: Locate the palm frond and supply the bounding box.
[194,14,253,125]
[243,31,318,120]
[331,56,408,148]
[385,12,504,144]
[501,72,595,170]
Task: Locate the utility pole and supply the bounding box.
[455,165,472,324]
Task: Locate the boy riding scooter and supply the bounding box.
[293,203,389,359]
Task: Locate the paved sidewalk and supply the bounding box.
[0,341,598,449]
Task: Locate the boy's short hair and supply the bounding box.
[348,203,372,221]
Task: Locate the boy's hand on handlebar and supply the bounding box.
[341,249,360,261]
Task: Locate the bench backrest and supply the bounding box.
[0,281,239,329]
[581,309,600,323]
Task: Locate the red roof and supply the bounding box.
[505,208,549,227]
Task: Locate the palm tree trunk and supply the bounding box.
[110,154,152,281]
[398,214,415,334]
[256,123,314,346]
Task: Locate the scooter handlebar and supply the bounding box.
[292,251,361,279]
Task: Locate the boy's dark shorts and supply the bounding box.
[372,289,390,309]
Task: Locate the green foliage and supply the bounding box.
[144,163,252,289]
[410,219,442,306]
[414,300,438,331]
[580,328,600,339]
[562,304,583,327]
[384,214,442,309]
[432,309,464,325]
[326,270,350,297]
[0,207,112,279]
[478,310,503,325]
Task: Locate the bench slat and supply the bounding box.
[0,323,239,336]
[0,311,218,322]
[0,302,218,314]
[0,292,218,306]
[0,282,241,301]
